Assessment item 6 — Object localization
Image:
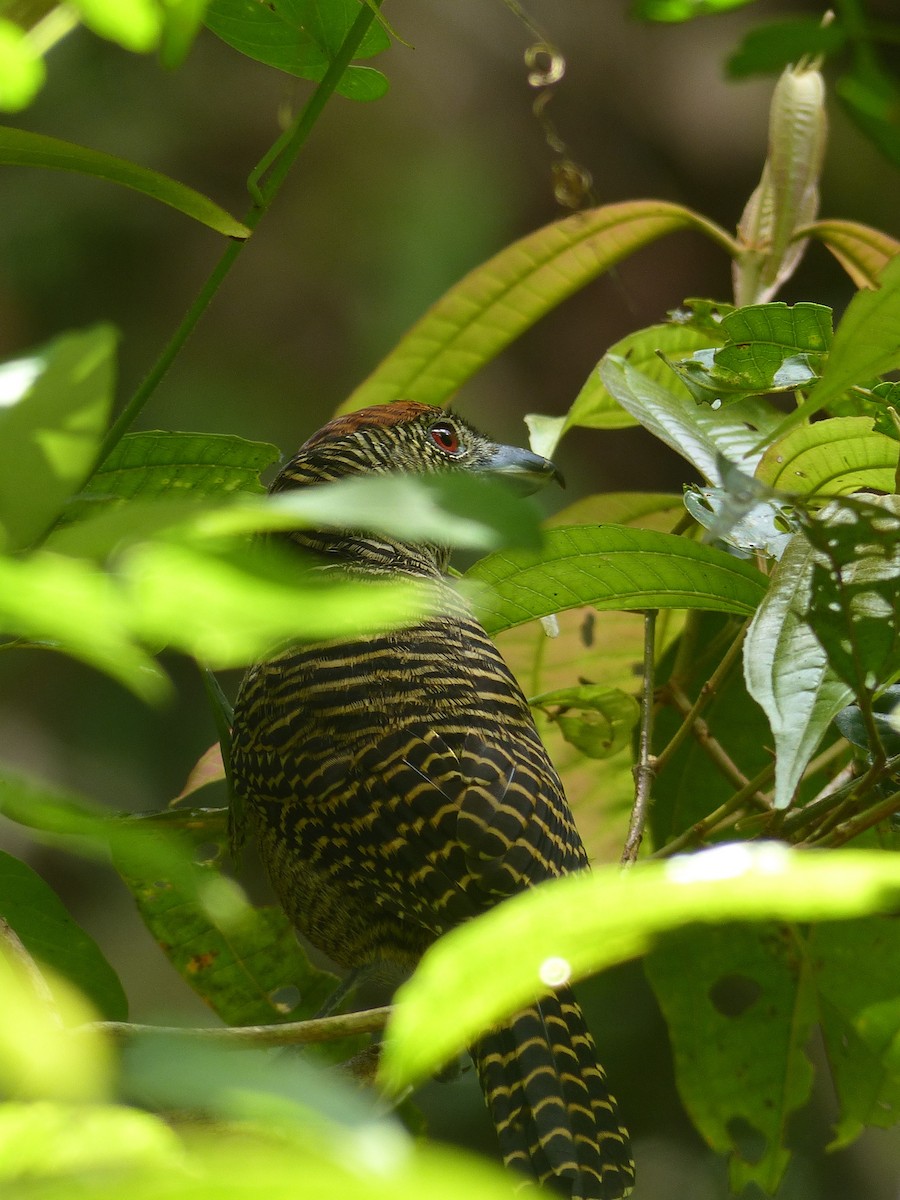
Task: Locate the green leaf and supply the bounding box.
[159,0,211,68]
[0,326,118,552]
[0,20,45,111]
[0,1102,185,1181]
[121,539,429,666]
[599,354,783,482]
[0,850,127,1021]
[800,497,900,695]
[812,919,900,1146]
[467,526,768,635]
[557,320,729,443]
[800,220,900,290]
[69,431,280,513]
[727,18,846,79]
[184,473,544,551]
[341,200,735,413]
[379,844,900,1094]
[645,924,816,1194]
[529,684,640,759]
[273,0,389,57]
[0,951,113,1101]
[756,416,899,496]
[70,0,162,51]
[744,529,853,809]
[112,821,357,1056]
[0,126,250,237]
[837,58,900,171]
[204,0,388,101]
[0,551,166,700]
[780,255,900,434]
[664,303,832,406]
[632,0,755,18]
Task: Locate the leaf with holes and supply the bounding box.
[379,845,900,1097]
[663,303,832,407]
[645,923,817,1194]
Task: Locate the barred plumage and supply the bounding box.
[230,401,634,1199]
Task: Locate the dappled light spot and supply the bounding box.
[268,984,301,1014]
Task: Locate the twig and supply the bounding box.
[81,1004,391,1046]
[653,620,749,777]
[666,682,772,808]
[651,760,776,859]
[621,610,657,866]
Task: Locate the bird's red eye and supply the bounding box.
[429,423,460,455]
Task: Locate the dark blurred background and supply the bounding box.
[1,1,899,1195]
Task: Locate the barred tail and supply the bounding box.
[471,988,634,1200]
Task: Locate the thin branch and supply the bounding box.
[621,610,657,866]
[666,682,772,808]
[651,760,776,859]
[82,1004,391,1046]
[653,620,749,777]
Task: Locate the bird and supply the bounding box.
[229,399,634,1199]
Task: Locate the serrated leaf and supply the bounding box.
[599,355,783,482]
[341,201,735,413]
[0,850,127,1021]
[665,303,831,405]
[468,526,767,635]
[0,127,250,236]
[756,416,899,496]
[800,220,900,290]
[0,326,118,552]
[645,924,816,1194]
[379,844,900,1095]
[744,530,853,809]
[781,255,900,434]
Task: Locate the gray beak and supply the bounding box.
[481,443,565,495]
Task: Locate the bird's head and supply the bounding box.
[271,401,562,574]
[273,401,563,495]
